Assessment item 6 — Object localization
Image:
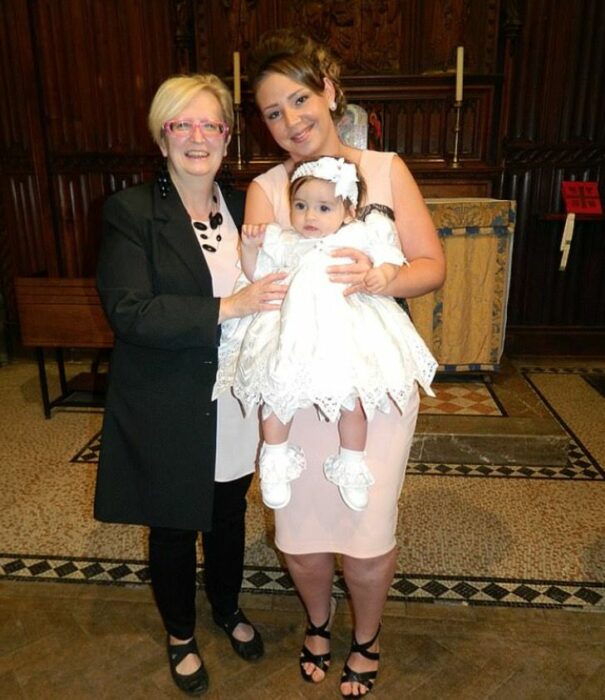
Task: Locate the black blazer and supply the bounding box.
[94,178,245,531]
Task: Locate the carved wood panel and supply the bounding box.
[501,149,605,327]
[0,0,58,316]
[29,0,175,278]
[499,0,605,334]
[207,0,501,77]
[31,0,174,154]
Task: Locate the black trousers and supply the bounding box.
[148,473,253,640]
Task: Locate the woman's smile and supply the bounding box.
[290,124,313,144]
[184,148,210,159]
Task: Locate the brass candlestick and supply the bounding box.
[451,99,463,168]
[234,103,243,169]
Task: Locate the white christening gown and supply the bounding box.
[213,212,437,424]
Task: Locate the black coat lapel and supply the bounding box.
[152,181,213,294]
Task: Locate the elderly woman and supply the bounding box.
[244,31,445,698]
[95,73,286,696]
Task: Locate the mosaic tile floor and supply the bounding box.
[419,382,504,416]
[1,359,604,611]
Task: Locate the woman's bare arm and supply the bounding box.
[244,180,276,225]
[383,156,446,298]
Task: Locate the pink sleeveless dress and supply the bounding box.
[253,150,420,558]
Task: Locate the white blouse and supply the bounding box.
[192,185,259,482]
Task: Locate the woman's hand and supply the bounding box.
[219,272,287,323]
[327,247,373,296]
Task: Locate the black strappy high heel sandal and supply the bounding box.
[340,624,381,697]
[299,597,337,683]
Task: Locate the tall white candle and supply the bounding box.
[233,51,241,104]
[455,46,464,102]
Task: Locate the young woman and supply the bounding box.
[243,31,445,697]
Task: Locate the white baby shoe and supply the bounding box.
[323,449,375,512]
[339,484,370,511]
[259,443,306,509]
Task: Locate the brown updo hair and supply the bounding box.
[247,28,347,122]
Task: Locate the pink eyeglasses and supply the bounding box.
[163,119,230,139]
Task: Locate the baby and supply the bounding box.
[214,157,437,511]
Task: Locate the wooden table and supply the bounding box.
[15,277,114,417]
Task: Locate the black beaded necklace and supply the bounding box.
[159,166,224,254]
[192,191,224,253]
[193,214,223,252]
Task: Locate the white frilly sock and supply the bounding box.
[262,440,289,456]
[338,447,365,463]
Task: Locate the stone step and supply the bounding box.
[408,358,574,467]
[412,413,568,466]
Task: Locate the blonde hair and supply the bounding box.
[247,29,346,122]
[148,73,234,148]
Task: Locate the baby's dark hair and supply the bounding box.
[289,159,367,214]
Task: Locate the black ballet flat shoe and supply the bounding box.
[213,608,264,661]
[167,636,209,696]
[340,625,381,697]
[299,597,337,684]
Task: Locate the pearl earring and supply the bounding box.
[329,101,337,111]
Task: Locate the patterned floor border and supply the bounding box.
[1,554,603,610]
[406,433,603,480]
[71,425,603,483]
[517,367,605,481]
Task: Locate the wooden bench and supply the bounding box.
[15,277,114,418]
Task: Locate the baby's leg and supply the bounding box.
[338,399,367,451]
[259,412,304,510]
[262,412,292,445]
[324,400,373,512]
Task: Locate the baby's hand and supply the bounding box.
[363,267,389,293]
[363,263,399,294]
[241,223,267,248]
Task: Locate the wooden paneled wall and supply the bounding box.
[498,0,605,352]
[0,0,603,354]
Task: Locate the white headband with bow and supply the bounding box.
[291,157,359,207]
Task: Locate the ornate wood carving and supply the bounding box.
[504,143,605,170]
[359,0,402,73]
[172,0,196,72]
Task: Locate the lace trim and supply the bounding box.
[323,454,375,487]
[358,202,395,221]
[259,444,306,484]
